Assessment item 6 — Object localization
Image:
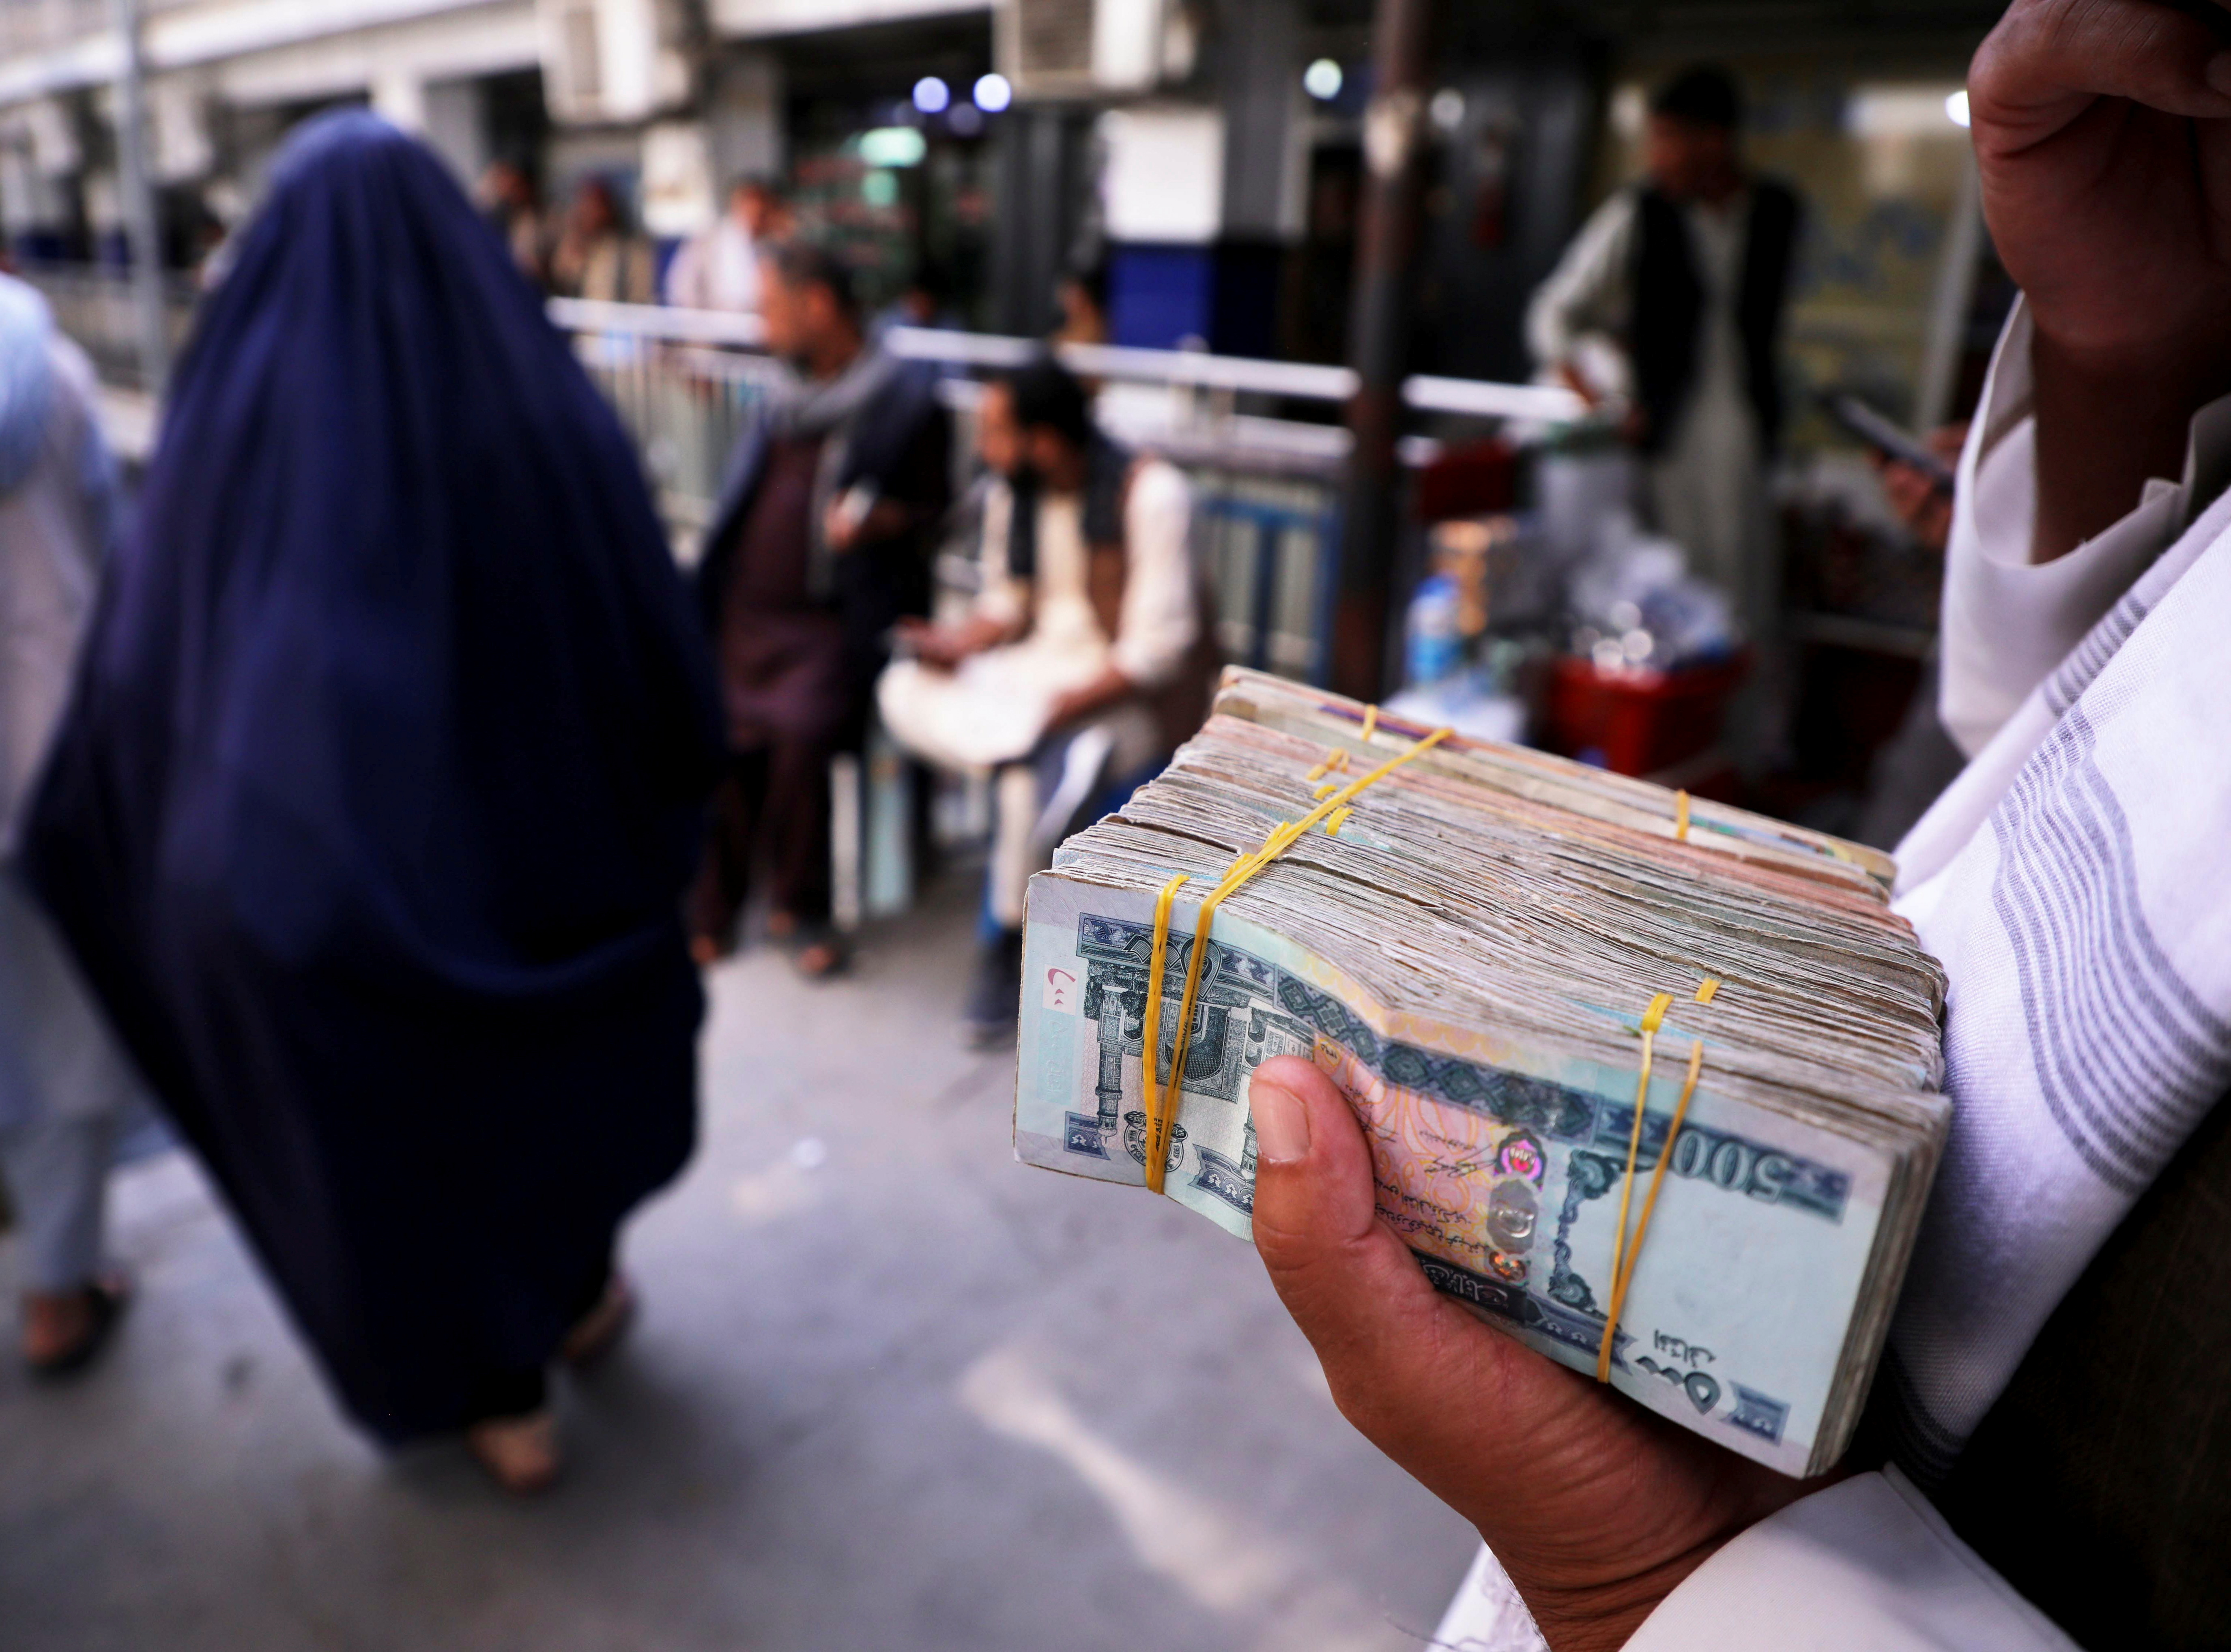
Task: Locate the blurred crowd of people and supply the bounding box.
[475,157,795,311]
[470,153,1064,348]
[0,109,1200,1492]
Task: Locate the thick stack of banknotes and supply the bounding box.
[1015,668,1948,1477]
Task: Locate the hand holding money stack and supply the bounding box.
[1015,669,1948,1477]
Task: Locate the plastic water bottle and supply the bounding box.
[1406,574,1464,687]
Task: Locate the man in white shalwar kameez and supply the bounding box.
[1238,6,2231,1646]
[1526,67,1801,646]
[0,275,139,1376]
[662,178,779,315]
[879,359,1201,1042]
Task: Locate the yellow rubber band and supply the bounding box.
[1599,991,1675,1380]
[1361,705,1378,741]
[1140,726,1453,1194]
[1600,1038,1707,1374]
[1138,874,1192,1182]
[1596,982,1720,1382]
[1674,789,1691,842]
[1325,806,1353,837]
[1313,781,1341,800]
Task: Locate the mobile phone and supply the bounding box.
[1822,393,1955,494]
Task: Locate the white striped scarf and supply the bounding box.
[1881,480,2231,1487]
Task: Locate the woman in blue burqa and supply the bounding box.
[21,112,724,1491]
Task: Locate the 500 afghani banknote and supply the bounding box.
[1015,871,1894,1477]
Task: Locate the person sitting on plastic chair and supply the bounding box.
[880,358,1216,1044]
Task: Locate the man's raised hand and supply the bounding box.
[1969,0,2231,555]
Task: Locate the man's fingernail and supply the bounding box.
[1249,1074,1311,1163]
[2210,52,2231,99]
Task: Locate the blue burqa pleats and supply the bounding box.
[21,112,724,1441]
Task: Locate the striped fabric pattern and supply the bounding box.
[1887,511,2231,1492]
[2040,595,2148,718]
[1875,1345,1965,1489]
[1989,709,2231,1197]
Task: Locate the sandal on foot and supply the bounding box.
[26,1277,131,1381]
[792,927,850,980]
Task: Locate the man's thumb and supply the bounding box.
[1247,1056,1443,1348]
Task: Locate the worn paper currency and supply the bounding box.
[1017,873,1896,1478]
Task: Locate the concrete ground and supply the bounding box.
[0,876,1475,1652]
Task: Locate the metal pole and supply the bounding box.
[1330,0,1436,701]
[110,0,170,394]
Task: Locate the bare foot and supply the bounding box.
[764,909,800,942]
[467,1410,561,1495]
[561,1276,636,1368]
[688,933,721,968]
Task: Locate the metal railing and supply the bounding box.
[26,268,1582,684]
[550,301,1381,681]
[18,260,198,389]
[550,300,1581,683]
[548,296,1584,420]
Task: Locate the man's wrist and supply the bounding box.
[1510,1545,1724,1652]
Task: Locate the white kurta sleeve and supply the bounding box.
[1524,188,1640,385]
[1938,299,2231,756]
[972,478,1030,634]
[1624,1470,2081,1652]
[1108,459,1198,690]
[663,232,709,309]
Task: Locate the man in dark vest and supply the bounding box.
[877,360,1215,1043]
[1527,65,1801,642]
[1249,6,2231,1647]
[689,242,950,977]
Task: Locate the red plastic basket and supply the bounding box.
[1543,653,1750,778]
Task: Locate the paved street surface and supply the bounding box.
[0,876,1474,1651]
